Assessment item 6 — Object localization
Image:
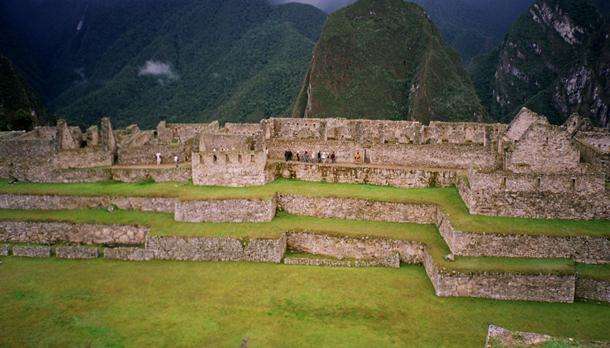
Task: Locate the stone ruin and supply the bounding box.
[0,107,608,220]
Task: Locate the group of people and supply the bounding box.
[155,152,180,167]
[284,150,336,164]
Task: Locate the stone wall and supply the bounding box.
[54,149,113,169]
[437,211,610,262]
[145,235,285,263]
[422,251,576,303]
[110,166,191,183]
[263,118,506,146]
[12,245,51,258]
[286,232,425,264]
[284,254,400,268]
[575,277,610,302]
[459,176,610,220]
[266,139,498,170]
[0,221,147,245]
[0,194,176,213]
[55,245,99,259]
[273,161,457,188]
[175,198,276,223]
[117,143,193,166]
[505,123,580,174]
[278,195,437,224]
[192,150,271,186]
[104,247,154,261]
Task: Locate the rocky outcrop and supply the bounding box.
[472,0,609,127]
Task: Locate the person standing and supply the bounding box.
[155,152,162,166]
[174,155,179,167]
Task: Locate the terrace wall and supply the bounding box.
[0,221,147,245]
[145,235,286,263]
[436,211,610,262]
[110,166,191,183]
[175,198,276,223]
[278,195,437,224]
[422,252,576,303]
[458,177,610,220]
[286,232,425,264]
[575,277,610,302]
[0,194,176,213]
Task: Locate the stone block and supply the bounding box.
[103,247,153,261]
[55,245,99,259]
[12,245,51,258]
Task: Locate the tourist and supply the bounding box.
[321,152,327,163]
[354,151,361,163]
[174,155,179,167]
[303,151,309,163]
[155,152,162,166]
[330,152,336,163]
[296,153,300,162]
[317,152,321,163]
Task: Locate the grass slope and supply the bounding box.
[1,179,608,238]
[0,258,609,347]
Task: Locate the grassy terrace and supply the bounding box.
[0,209,576,276]
[1,258,609,347]
[1,179,609,238]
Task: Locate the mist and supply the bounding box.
[270,0,356,13]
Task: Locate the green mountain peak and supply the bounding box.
[292,0,485,123]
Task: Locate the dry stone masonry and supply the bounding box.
[2,108,608,220]
[1,108,610,304]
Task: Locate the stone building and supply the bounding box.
[0,107,608,219]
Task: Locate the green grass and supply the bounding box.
[0,208,576,276]
[576,264,610,282]
[0,258,609,347]
[0,179,609,238]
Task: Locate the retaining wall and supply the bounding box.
[422,252,576,303]
[575,277,610,302]
[278,195,437,224]
[286,232,425,264]
[0,221,147,245]
[110,166,191,183]
[175,198,276,223]
[145,235,286,263]
[55,245,99,259]
[0,194,176,213]
[436,211,610,263]
[12,245,51,258]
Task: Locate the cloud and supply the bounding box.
[138,60,178,80]
[270,0,356,13]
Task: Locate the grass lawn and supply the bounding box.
[0,209,577,276]
[0,258,608,347]
[0,179,608,238]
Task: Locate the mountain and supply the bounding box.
[0,55,46,131]
[471,0,610,127]
[410,0,534,65]
[292,0,485,123]
[0,0,326,128]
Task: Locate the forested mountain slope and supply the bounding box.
[0,0,326,128]
[471,0,610,126]
[292,0,485,123]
